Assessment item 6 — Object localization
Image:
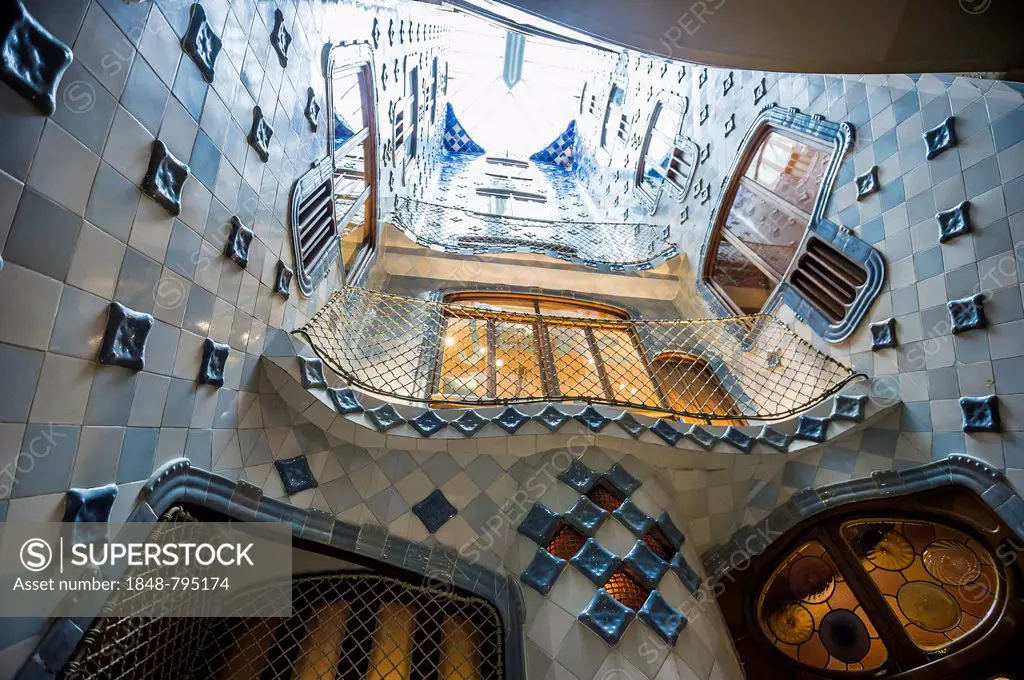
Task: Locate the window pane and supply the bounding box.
[453,297,537,315]
[537,300,621,320]
[493,321,544,399]
[758,541,888,672]
[333,72,365,149]
[545,325,605,399]
[841,520,999,652]
[339,197,369,272]
[602,86,624,148]
[724,183,805,278]
[591,328,660,407]
[438,318,489,399]
[710,239,774,314]
[744,130,828,214]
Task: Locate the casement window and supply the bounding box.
[430,57,438,124]
[636,98,697,212]
[601,85,625,149]
[395,64,419,186]
[291,45,377,295]
[474,187,550,220]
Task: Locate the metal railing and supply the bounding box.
[295,287,857,422]
[390,197,678,269]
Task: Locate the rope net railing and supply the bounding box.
[391,197,677,268]
[295,287,857,422]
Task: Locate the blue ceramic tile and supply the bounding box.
[613,411,646,439]
[614,499,654,537]
[224,216,253,268]
[534,405,570,432]
[197,337,229,387]
[831,394,868,422]
[366,403,405,432]
[624,540,669,589]
[298,356,328,389]
[412,489,458,533]
[722,426,753,453]
[670,553,702,594]
[937,200,972,243]
[493,406,529,434]
[274,455,317,495]
[62,484,118,524]
[650,419,683,446]
[558,458,601,494]
[655,512,685,551]
[409,409,447,437]
[757,426,792,452]
[570,538,622,586]
[948,293,987,334]
[637,590,687,646]
[578,589,634,645]
[564,496,609,537]
[518,503,561,546]
[181,3,221,84]
[574,405,611,432]
[924,116,957,160]
[855,165,879,200]
[521,548,567,595]
[0,0,73,115]
[451,409,487,437]
[142,140,190,217]
[269,8,291,68]
[960,395,1000,433]
[794,415,830,443]
[274,260,292,299]
[684,425,717,449]
[870,317,898,350]
[98,302,153,371]
[327,387,363,415]
[603,463,641,497]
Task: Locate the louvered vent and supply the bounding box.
[290,159,339,297]
[665,143,697,195]
[789,236,868,324]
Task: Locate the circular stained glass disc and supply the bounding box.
[819,609,870,664]
[767,604,814,645]
[863,529,914,571]
[788,556,835,603]
[897,581,962,632]
[923,540,982,586]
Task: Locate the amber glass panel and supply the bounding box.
[604,569,650,611]
[650,354,744,425]
[744,130,828,215]
[493,321,544,400]
[724,184,806,279]
[591,328,660,407]
[758,541,888,672]
[587,483,624,513]
[538,299,623,320]
[710,239,775,314]
[546,325,605,399]
[438,318,489,399]
[841,519,999,651]
[453,296,538,315]
[339,197,369,272]
[548,524,587,560]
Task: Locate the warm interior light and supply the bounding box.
[445,337,456,347]
[495,358,504,367]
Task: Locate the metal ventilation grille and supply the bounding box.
[790,236,868,324]
[291,159,339,297]
[664,143,698,196]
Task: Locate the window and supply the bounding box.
[486,156,529,169]
[291,45,377,295]
[649,353,744,425]
[395,64,418,186]
[636,99,697,212]
[601,85,625,149]
[475,188,550,220]
[430,57,438,125]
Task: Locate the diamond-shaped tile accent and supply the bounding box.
[722,426,754,453]
[409,409,447,437]
[754,77,767,104]
[492,406,529,434]
[327,387,363,415]
[614,499,654,537]
[298,356,327,389]
[757,426,792,452]
[451,409,487,437]
[304,87,320,132]
[558,458,601,494]
[181,2,221,83]
[855,165,879,200]
[960,395,1000,433]
[579,589,634,645]
[274,260,292,299]
[624,540,669,590]
[412,489,457,533]
[570,538,622,586]
[564,496,609,537]
[831,394,868,422]
[274,455,317,495]
[870,317,898,350]
[270,8,291,68]
[603,463,641,497]
[937,200,972,243]
[574,405,611,432]
[649,419,683,446]
[197,338,229,387]
[684,425,717,449]
[534,405,570,432]
[98,302,153,371]
[638,590,687,646]
[142,140,190,216]
[248,106,274,163]
[366,404,405,432]
[794,415,829,443]
[948,293,986,334]
[521,548,567,595]
[518,503,561,546]
[670,553,702,594]
[224,216,253,268]
[655,512,685,551]
[924,115,957,160]
[613,411,646,439]
[0,0,72,115]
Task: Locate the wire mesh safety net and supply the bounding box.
[391,197,676,268]
[62,509,504,680]
[295,287,857,423]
